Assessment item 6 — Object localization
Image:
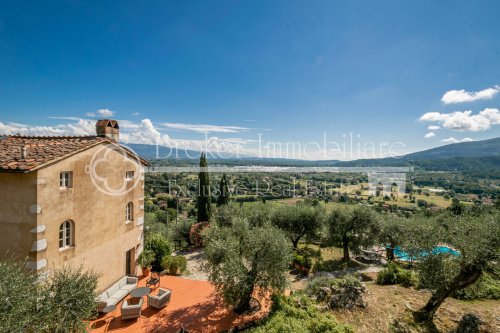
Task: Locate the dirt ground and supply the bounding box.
[175,248,209,280]
[179,247,498,332]
[333,283,499,333]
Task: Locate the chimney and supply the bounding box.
[95,119,119,142]
[21,146,27,159]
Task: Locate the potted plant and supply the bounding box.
[138,249,154,277]
[161,255,187,275]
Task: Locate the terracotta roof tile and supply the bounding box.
[0,135,148,172]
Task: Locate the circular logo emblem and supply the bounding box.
[85,143,143,196]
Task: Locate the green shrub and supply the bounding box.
[377,263,417,287]
[333,274,362,289]
[305,275,337,297]
[397,269,419,287]
[377,263,399,285]
[247,295,353,333]
[138,249,155,269]
[452,273,500,300]
[161,255,187,275]
[173,219,194,246]
[145,233,171,272]
[306,274,362,298]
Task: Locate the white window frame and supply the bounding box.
[60,171,73,188]
[59,220,74,249]
[126,202,134,223]
[125,171,135,181]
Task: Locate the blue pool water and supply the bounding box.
[392,245,460,261]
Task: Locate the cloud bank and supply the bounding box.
[441,85,500,104]
[441,137,474,144]
[161,122,249,133]
[419,108,500,132]
[0,118,247,156]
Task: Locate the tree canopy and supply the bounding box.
[203,217,292,313]
[0,261,98,333]
[216,173,230,207]
[326,206,380,261]
[271,203,324,248]
[400,210,500,321]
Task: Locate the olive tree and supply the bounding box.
[326,206,380,261]
[40,266,99,332]
[0,261,98,333]
[0,260,41,333]
[405,211,500,321]
[203,218,292,313]
[271,204,324,248]
[378,214,406,261]
[215,202,273,228]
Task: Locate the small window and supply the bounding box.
[126,202,134,222]
[60,172,73,188]
[59,220,74,249]
[126,171,134,180]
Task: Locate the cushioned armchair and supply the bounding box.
[147,288,171,309]
[121,297,144,320]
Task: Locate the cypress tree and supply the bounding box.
[197,152,211,222]
[216,173,230,207]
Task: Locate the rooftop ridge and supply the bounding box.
[1,134,103,139]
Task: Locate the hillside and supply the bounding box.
[132,137,500,172]
[335,137,500,170]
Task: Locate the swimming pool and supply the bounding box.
[392,245,460,261]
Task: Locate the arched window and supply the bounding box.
[59,220,74,248]
[126,202,134,222]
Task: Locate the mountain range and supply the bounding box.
[129,137,500,172]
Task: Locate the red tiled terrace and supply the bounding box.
[90,275,269,333]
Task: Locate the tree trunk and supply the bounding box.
[235,284,255,314]
[292,237,300,249]
[414,264,482,322]
[342,234,350,261]
[387,245,395,261]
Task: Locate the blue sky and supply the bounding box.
[0,0,499,160]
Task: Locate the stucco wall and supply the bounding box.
[35,143,145,291]
[0,172,38,262]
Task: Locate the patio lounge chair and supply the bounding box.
[146,272,160,290]
[121,297,144,320]
[147,288,172,309]
[95,276,138,312]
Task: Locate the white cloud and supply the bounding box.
[441,137,474,144]
[0,119,95,137]
[424,132,435,139]
[86,112,96,117]
[441,85,500,104]
[427,125,440,130]
[419,108,500,132]
[0,118,249,156]
[97,109,114,117]
[161,122,249,133]
[131,112,140,116]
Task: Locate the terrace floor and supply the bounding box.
[90,275,269,333]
